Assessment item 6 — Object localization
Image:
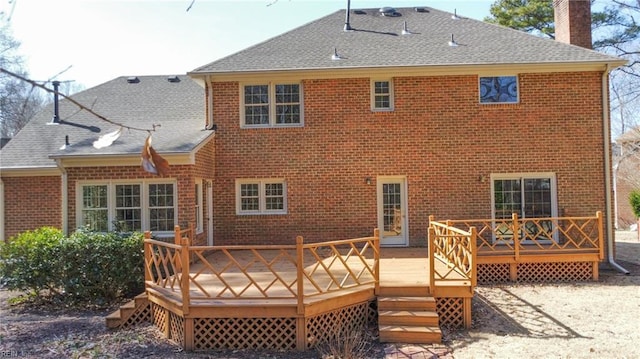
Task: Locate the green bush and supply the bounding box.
[630,190,640,219]
[0,227,144,305]
[59,230,145,303]
[0,227,65,297]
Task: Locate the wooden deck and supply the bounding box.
[107,213,605,351]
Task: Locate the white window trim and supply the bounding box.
[478,75,520,104]
[235,179,287,215]
[370,79,394,112]
[240,82,304,128]
[76,179,178,234]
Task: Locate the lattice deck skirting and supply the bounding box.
[436,297,467,328]
[112,294,469,351]
[477,261,597,284]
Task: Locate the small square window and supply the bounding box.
[479,76,518,103]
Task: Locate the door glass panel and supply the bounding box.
[382,183,402,237]
[523,178,553,239]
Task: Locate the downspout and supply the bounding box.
[0,178,5,241]
[55,159,69,236]
[602,64,630,274]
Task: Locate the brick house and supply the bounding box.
[0,75,213,245]
[0,2,626,257]
[186,2,624,250]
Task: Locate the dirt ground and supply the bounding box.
[0,231,638,359]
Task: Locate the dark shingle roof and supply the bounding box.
[190,7,622,75]
[0,75,207,169]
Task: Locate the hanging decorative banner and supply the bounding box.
[141,134,170,176]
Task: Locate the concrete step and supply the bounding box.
[378,325,442,344]
[378,296,437,311]
[378,310,439,326]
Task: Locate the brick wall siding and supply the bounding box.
[2,176,62,239]
[211,71,608,246]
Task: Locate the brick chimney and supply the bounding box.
[554,0,592,49]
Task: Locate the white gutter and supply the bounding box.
[602,64,630,274]
[55,159,69,236]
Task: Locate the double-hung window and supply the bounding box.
[371,79,394,111]
[242,83,302,127]
[81,185,109,232]
[78,181,177,233]
[479,75,519,104]
[236,179,287,215]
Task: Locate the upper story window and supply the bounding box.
[371,79,394,111]
[242,83,303,128]
[479,76,519,104]
[236,179,287,215]
[78,180,176,233]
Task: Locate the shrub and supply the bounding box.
[630,189,640,219]
[0,227,144,306]
[59,229,145,304]
[0,227,65,298]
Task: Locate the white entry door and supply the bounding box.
[377,177,408,247]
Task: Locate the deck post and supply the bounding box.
[295,236,304,315]
[428,226,436,294]
[469,227,477,287]
[374,228,380,296]
[144,231,152,286]
[596,211,604,260]
[295,236,305,351]
[174,224,181,245]
[181,236,190,316]
[512,213,520,262]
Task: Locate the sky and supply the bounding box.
[2,0,494,90]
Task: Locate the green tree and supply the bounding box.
[485,0,556,38]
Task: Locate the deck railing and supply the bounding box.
[439,211,604,261]
[144,228,380,313]
[428,219,477,291]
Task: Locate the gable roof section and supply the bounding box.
[190,7,623,76]
[0,75,207,171]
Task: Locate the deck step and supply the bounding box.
[105,293,149,329]
[378,285,430,297]
[377,291,441,345]
[378,325,442,344]
[378,296,437,311]
[378,310,439,326]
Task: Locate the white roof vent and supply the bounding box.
[331,48,343,60]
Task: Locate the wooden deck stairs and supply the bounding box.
[106,293,150,329]
[377,285,442,344]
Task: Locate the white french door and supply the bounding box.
[377,177,409,247]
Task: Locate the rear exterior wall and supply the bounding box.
[211,71,607,245]
[2,176,63,240]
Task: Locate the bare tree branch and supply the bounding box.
[0,67,159,133]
